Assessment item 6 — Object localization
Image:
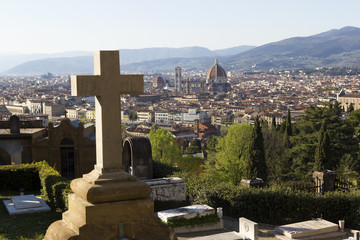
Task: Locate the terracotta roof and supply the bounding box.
[153,76,165,84]
[206,58,227,80]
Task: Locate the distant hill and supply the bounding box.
[212,46,255,56]
[3,46,255,75]
[0,51,92,73]
[4,26,360,74]
[224,26,360,70]
[5,56,93,75]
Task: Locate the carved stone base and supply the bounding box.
[45,171,177,240]
[45,194,176,240]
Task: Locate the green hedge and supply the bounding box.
[0,164,41,191]
[193,183,360,229]
[0,161,71,211]
[177,172,360,229]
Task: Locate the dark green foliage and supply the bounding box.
[337,154,359,183]
[152,160,180,178]
[290,103,357,179]
[271,116,276,129]
[246,116,267,181]
[187,177,360,229]
[191,139,201,152]
[0,164,40,191]
[52,181,71,211]
[0,162,71,211]
[262,125,288,182]
[182,139,189,152]
[128,111,137,120]
[285,109,292,137]
[177,156,203,174]
[203,136,218,165]
[37,161,64,202]
[165,213,220,228]
[313,122,330,171]
[348,103,354,113]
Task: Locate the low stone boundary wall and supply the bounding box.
[144,177,186,201]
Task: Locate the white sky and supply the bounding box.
[1,0,359,53]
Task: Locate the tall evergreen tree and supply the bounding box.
[348,103,354,113]
[285,109,292,137]
[333,101,342,115]
[271,116,276,129]
[246,116,267,181]
[313,121,330,171]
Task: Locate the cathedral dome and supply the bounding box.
[206,58,227,81]
[153,76,165,88]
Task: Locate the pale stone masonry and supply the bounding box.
[45,51,176,240]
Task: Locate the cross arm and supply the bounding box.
[71,75,101,97]
[117,75,144,95]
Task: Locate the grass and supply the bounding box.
[0,191,62,240]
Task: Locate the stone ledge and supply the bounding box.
[174,220,224,234]
[3,197,50,215]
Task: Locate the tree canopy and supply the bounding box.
[209,123,252,185]
[148,128,181,165]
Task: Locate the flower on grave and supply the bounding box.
[19,188,24,192]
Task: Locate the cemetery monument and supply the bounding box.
[45,51,176,240]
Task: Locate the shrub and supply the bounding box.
[36,161,64,202]
[52,181,71,211]
[0,161,71,211]
[153,160,179,178]
[0,164,40,191]
[179,172,360,229]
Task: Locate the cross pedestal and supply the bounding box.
[45,51,176,240]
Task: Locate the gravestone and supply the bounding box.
[273,219,346,239]
[156,204,223,234]
[239,217,258,240]
[241,178,264,188]
[3,194,50,215]
[10,115,20,134]
[156,204,215,222]
[122,137,153,179]
[186,217,257,240]
[45,51,176,240]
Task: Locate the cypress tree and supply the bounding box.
[246,116,267,181]
[333,101,341,115]
[285,109,292,137]
[314,122,330,171]
[271,116,276,129]
[348,103,354,113]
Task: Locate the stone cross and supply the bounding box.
[71,51,143,174]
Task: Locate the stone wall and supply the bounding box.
[144,177,186,201]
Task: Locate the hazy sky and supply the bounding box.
[1,0,359,53]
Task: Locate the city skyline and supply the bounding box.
[0,0,359,54]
